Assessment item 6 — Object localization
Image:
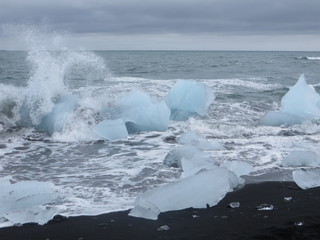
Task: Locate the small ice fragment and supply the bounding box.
[192,215,199,218]
[228,202,240,208]
[157,225,170,231]
[93,118,128,140]
[294,221,304,226]
[284,197,293,202]
[292,169,320,189]
[256,204,274,211]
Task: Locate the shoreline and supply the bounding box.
[1,181,320,240]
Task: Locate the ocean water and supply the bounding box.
[1,48,320,223]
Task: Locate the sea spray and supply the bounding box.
[3,26,111,139]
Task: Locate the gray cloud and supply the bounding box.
[1,0,320,35]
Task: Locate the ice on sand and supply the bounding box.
[282,151,320,167]
[93,118,128,140]
[129,168,239,220]
[0,177,57,226]
[117,91,170,133]
[293,169,320,189]
[259,74,320,126]
[166,80,215,120]
[178,132,225,151]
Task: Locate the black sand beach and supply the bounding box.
[1,181,320,240]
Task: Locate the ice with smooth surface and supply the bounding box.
[259,75,320,126]
[116,91,170,133]
[0,177,58,226]
[163,145,202,168]
[258,111,304,126]
[178,132,225,151]
[38,94,78,134]
[282,151,320,167]
[166,80,215,120]
[93,118,128,140]
[292,169,320,189]
[181,152,216,178]
[129,168,239,220]
[220,161,253,177]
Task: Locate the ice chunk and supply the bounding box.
[93,118,128,140]
[228,202,240,208]
[38,94,77,134]
[5,205,57,226]
[282,151,319,167]
[117,91,170,133]
[259,75,320,126]
[0,177,58,226]
[259,111,304,126]
[163,145,202,168]
[181,152,216,178]
[220,161,253,177]
[292,169,320,189]
[256,204,274,211]
[166,80,215,120]
[178,132,225,151]
[129,168,239,220]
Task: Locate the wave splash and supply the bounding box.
[0,27,110,140]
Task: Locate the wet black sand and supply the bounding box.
[1,181,320,240]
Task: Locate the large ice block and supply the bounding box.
[0,177,57,226]
[292,169,320,189]
[38,94,77,134]
[129,168,239,220]
[282,151,319,167]
[259,75,320,126]
[166,80,215,120]
[117,91,170,133]
[93,118,128,140]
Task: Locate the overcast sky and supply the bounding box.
[1,0,319,50]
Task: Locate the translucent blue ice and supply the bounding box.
[38,94,77,134]
[129,168,239,220]
[116,91,170,133]
[293,169,320,189]
[259,75,320,126]
[166,80,215,120]
[93,118,128,140]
